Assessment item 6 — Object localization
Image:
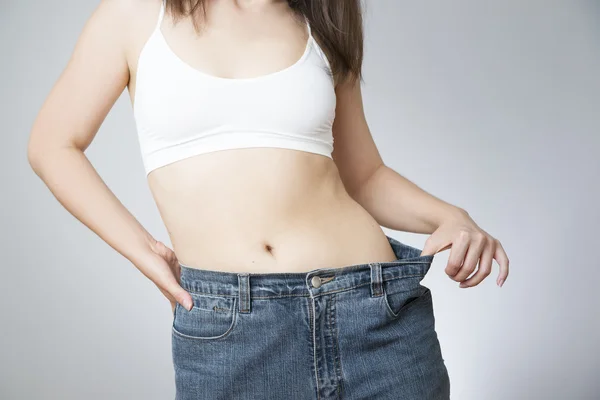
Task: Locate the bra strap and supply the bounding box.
[155,0,166,32]
[304,15,313,41]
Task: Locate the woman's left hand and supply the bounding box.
[420,209,509,288]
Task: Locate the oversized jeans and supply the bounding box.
[171,235,451,399]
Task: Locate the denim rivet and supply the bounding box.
[311,276,322,288]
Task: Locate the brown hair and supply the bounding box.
[164,0,364,86]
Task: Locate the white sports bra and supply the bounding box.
[133,0,337,176]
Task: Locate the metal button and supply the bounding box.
[311,276,322,288]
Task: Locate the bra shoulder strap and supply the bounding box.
[303,15,332,73]
[154,0,166,32]
[303,14,313,42]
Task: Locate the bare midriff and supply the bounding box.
[147,148,398,273]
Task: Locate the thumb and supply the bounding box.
[420,231,452,256]
[169,284,194,311]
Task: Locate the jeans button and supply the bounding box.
[311,276,322,288]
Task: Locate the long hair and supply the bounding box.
[164,0,364,86]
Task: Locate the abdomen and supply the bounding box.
[149,147,397,273]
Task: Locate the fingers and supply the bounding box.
[453,237,509,288]
[138,254,191,309]
[445,231,469,277]
[158,286,187,312]
[445,231,509,288]
[164,277,194,311]
[147,258,193,311]
[452,236,486,282]
[459,241,494,288]
[426,214,509,289]
[494,240,510,287]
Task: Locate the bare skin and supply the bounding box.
[27,0,509,314]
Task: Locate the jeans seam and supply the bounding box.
[309,296,320,400]
[333,293,344,399]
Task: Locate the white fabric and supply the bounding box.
[133,0,336,175]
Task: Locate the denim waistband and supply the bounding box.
[178,235,434,301]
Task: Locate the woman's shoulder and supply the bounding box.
[90,0,160,33]
[90,0,164,73]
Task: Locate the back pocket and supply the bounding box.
[172,292,238,340]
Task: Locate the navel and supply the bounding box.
[263,243,275,255]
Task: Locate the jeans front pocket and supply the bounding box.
[381,274,431,319]
[172,292,238,340]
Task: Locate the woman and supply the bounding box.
[27,0,509,398]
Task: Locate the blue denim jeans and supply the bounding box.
[172,235,450,399]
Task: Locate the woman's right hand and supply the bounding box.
[138,238,194,314]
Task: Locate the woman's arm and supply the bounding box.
[332,78,509,288]
[27,0,193,311]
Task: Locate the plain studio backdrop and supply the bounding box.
[1,1,599,399]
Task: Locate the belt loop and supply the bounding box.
[370,263,383,297]
[238,273,251,313]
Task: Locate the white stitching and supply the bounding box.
[172,297,238,341]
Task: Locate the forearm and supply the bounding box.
[351,164,466,234]
[28,145,155,266]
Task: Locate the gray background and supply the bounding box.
[1,0,599,399]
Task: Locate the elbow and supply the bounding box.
[348,163,386,200]
[27,136,44,175]
[27,134,56,176]
[27,133,82,178]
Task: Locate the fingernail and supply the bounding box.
[498,279,504,287]
[459,282,467,288]
[184,299,193,311]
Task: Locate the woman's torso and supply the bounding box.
[125,0,397,273]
